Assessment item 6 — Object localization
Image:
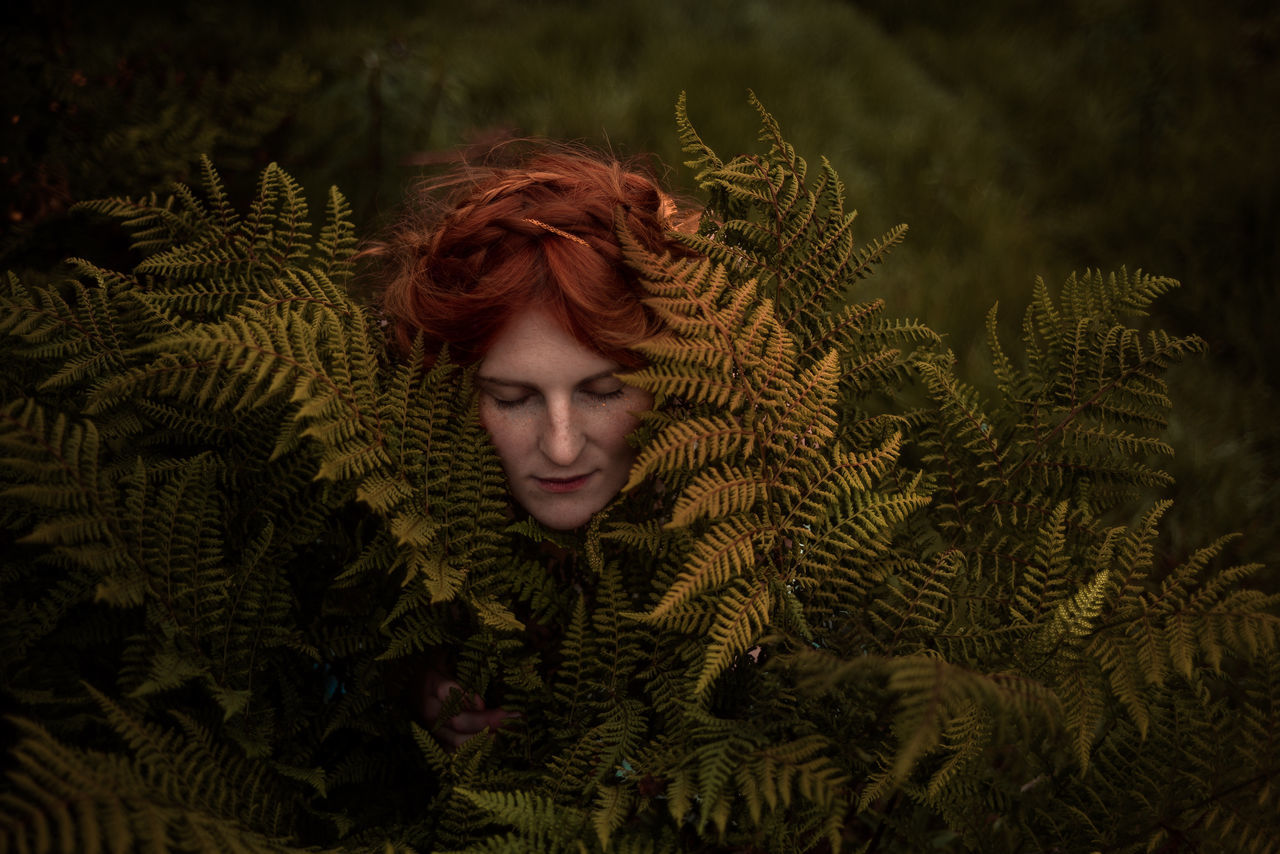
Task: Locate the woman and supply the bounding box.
[370,145,696,746]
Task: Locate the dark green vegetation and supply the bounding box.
[3,91,1279,851]
[3,1,1278,851]
[4,0,1276,574]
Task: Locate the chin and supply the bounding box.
[512,474,626,531]
[530,505,598,531]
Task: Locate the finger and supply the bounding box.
[447,707,510,734]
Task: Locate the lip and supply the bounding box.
[534,473,593,493]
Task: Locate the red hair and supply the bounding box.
[368,145,695,369]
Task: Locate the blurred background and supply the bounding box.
[4,0,1276,576]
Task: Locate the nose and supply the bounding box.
[538,399,586,466]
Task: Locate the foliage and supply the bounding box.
[2,3,317,268]
[2,97,1278,853]
[7,0,1275,583]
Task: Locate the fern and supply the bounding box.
[1,707,315,854]
[3,97,1277,854]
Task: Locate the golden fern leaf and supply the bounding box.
[758,347,841,446]
[642,516,774,621]
[667,465,768,527]
[786,491,930,591]
[695,576,773,696]
[782,431,906,517]
[624,414,757,489]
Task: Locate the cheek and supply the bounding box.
[478,404,532,468]
[596,394,651,453]
[601,412,639,447]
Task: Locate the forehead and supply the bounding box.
[479,309,618,383]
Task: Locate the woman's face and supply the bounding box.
[476,310,651,530]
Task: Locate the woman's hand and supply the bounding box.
[419,668,519,751]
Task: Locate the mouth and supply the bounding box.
[534,473,593,493]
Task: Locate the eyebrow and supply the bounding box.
[476,368,621,390]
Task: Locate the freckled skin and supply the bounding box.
[477,310,652,530]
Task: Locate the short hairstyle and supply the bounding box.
[368,145,694,369]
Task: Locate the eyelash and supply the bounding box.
[488,388,626,410]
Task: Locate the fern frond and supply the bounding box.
[675,91,723,187]
[667,465,767,527]
[695,576,772,696]
[866,550,964,654]
[741,733,849,823]
[641,516,773,621]
[0,400,129,580]
[447,789,587,853]
[316,186,358,280]
[1,273,138,395]
[625,414,756,489]
[0,712,309,854]
[73,191,204,258]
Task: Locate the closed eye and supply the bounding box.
[488,395,532,410]
[480,380,627,410]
